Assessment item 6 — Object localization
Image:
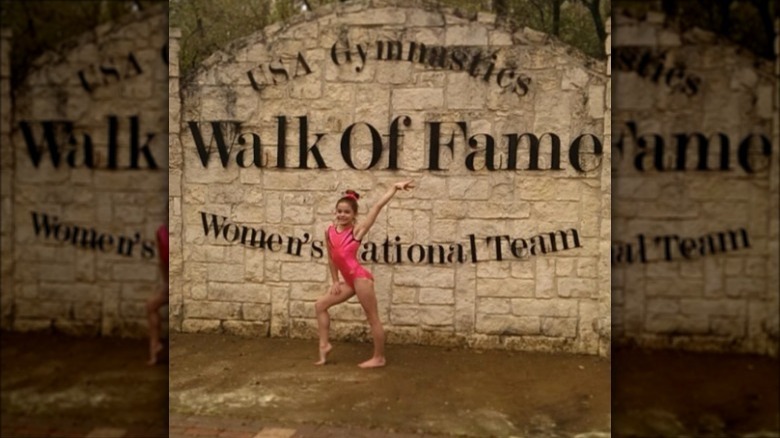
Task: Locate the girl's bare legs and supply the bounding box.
[314,282,355,365]
[146,285,168,365]
[353,278,386,368]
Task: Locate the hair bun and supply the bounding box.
[345,190,360,199]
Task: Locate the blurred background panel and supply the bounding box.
[611,0,779,436]
[0,1,169,436]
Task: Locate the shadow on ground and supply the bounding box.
[169,333,611,437]
[0,331,168,437]
[612,347,779,438]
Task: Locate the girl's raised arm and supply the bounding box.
[354,180,415,241]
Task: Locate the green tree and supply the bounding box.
[631,0,776,60]
[0,1,163,89]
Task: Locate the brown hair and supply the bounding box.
[337,189,360,213]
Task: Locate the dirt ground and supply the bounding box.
[169,333,611,438]
[612,347,779,438]
[3,331,776,437]
[0,332,168,434]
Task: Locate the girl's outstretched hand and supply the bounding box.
[394,180,415,191]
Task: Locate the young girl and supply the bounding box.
[146,222,169,365]
[315,180,415,368]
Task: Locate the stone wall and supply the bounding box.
[4,7,169,337]
[612,10,779,355]
[1,29,13,330]
[171,0,612,355]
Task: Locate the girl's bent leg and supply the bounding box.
[353,278,386,368]
[313,282,354,365]
[146,289,168,365]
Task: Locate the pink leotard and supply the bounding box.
[327,225,373,288]
[156,224,169,274]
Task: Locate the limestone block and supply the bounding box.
[11,316,52,332]
[613,74,654,110]
[724,278,765,298]
[612,24,657,47]
[729,67,758,90]
[511,298,577,318]
[489,30,513,46]
[576,258,597,278]
[391,88,444,110]
[74,302,102,320]
[394,267,454,288]
[280,262,326,282]
[448,178,490,200]
[418,287,454,304]
[290,282,326,301]
[207,262,245,283]
[290,300,316,318]
[557,278,597,298]
[588,85,605,118]
[756,85,774,119]
[454,264,476,298]
[186,283,207,300]
[185,301,241,319]
[182,319,222,333]
[478,297,511,314]
[555,258,575,276]
[391,287,416,304]
[52,320,100,337]
[562,67,589,90]
[418,305,453,326]
[445,24,488,46]
[710,316,745,337]
[511,259,535,279]
[645,314,708,334]
[658,30,681,47]
[534,257,555,298]
[282,204,314,224]
[412,209,432,242]
[387,208,414,240]
[646,277,703,298]
[476,278,535,298]
[515,177,559,201]
[433,201,466,220]
[386,326,421,344]
[446,79,488,110]
[269,282,291,335]
[476,314,540,335]
[242,303,272,321]
[390,305,421,325]
[244,251,264,282]
[16,300,70,318]
[458,219,506,237]
[476,261,510,279]
[541,317,577,337]
[646,298,679,314]
[206,282,271,303]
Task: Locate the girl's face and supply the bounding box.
[335,201,356,226]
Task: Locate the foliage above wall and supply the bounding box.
[170,0,611,81]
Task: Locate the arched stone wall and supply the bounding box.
[612,10,779,356]
[171,0,611,355]
[2,6,169,337]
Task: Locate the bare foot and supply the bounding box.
[314,343,332,365]
[147,342,163,366]
[358,357,386,368]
